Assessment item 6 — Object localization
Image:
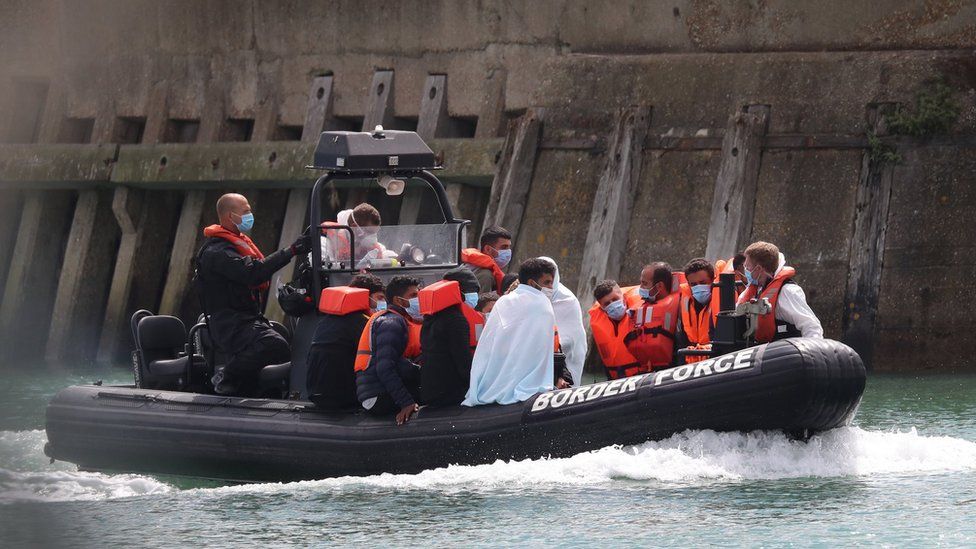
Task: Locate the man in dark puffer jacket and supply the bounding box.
[420,268,479,407]
[356,276,423,425]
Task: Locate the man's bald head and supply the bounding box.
[216,193,251,231]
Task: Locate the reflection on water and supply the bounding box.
[0,364,974,546]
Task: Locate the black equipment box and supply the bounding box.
[311,129,438,173]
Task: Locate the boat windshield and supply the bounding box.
[318,223,462,271]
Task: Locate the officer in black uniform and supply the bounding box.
[195,193,310,396]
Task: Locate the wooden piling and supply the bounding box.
[482,108,544,241]
[576,106,652,307]
[841,105,896,369]
[704,105,771,262]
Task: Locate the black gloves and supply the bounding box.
[290,234,311,256]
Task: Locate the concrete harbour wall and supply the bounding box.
[0,1,974,371]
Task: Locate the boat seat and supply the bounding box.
[134,314,192,390]
[148,357,194,378]
[257,362,291,399]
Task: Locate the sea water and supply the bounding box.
[0,366,974,547]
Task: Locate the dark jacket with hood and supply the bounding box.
[195,236,294,353]
[420,304,472,406]
[355,307,421,409]
[420,267,479,406]
[306,310,370,409]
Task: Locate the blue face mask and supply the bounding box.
[604,299,626,321]
[464,292,479,309]
[744,267,757,286]
[638,287,658,302]
[235,212,254,233]
[494,249,512,269]
[374,300,387,313]
[691,284,712,305]
[405,297,422,321]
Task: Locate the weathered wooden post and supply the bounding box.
[842,104,897,369]
[576,106,652,308]
[704,105,771,262]
[482,108,545,240]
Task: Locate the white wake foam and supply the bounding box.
[0,430,172,504]
[200,426,976,496]
[3,427,974,502]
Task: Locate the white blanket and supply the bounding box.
[463,284,555,406]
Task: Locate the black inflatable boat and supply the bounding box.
[45,338,865,482]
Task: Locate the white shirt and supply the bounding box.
[776,283,824,338]
[740,253,824,339]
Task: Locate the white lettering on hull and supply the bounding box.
[530,347,758,413]
[654,347,757,387]
[530,374,648,413]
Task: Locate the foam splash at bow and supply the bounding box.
[202,426,976,496]
[0,430,172,504]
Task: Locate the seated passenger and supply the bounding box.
[461,226,513,293]
[463,258,559,406]
[305,274,384,409]
[442,266,485,351]
[676,258,720,364]
[476,292,499,315]
[355,272,388,313]
[715,252,747,300]
[588,280,643,380]
[355,275,423,425]
[739,241,824,341]
[195,193,310,396]
[419,279,473,407]
[624,262,681,372]
[539,256,587,386]
[319,203,390,268]
[500,273,519,294]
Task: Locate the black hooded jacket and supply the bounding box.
[195,237,294,352]
[420,304,473,406]
[306,310,370,409]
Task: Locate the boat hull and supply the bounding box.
[45,338,865,482]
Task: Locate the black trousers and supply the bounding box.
[224,329,290,392]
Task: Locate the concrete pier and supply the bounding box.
[0,1,974,371]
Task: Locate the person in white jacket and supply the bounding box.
[739,241,824,341]
[539,256,587,386]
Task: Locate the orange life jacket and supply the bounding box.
[319,286,370,315]
[461,303,485,352]
[737,266,798,343]
[679,290,719,364]
[203,224,269,291]
[460,248,506,292]
[588,291,643,380]
[625,290,680,370]
[354,309,422,372]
